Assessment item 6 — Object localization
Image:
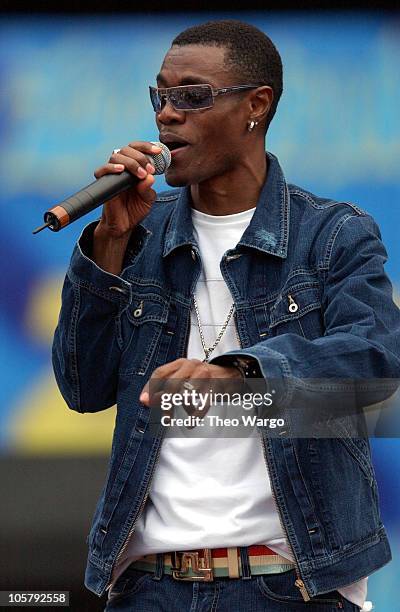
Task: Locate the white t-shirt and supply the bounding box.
[111,206,367,608]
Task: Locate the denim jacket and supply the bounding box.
[52,152,400,600]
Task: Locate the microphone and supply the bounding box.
[33,141,171,234]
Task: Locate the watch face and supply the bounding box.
[247,360,262,378]
[234,358,260,378]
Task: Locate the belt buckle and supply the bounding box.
[172,549,213,581]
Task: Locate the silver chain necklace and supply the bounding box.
[192,294,236,362]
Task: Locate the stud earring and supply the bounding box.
[247,120,259,132]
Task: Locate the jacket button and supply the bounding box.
[133,301,143,317]
[288,294,299,313]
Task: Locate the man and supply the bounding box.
[53,20,400,611]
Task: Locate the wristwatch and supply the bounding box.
[231,356,263,380]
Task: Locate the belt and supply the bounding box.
[131,545,295,581]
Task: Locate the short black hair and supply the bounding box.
[172,20,283,131]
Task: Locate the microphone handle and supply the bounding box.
[43,171,137,232]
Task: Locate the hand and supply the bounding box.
[94,141,162,239]
[139,358,242,419]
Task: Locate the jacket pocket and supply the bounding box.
[120,293,169,376]
[269,285,324,340]
[257,571,343,607]
[108,568,153,603]
[337,436,376,488]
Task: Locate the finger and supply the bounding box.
[180,365,213,418]
[151,360,209,418]
[183,363,237,419]
[94,163,125,179]
[127,141,162,155]
[110,142,161,177]
[109,150,151,180]
[147,360,209,420]
[152,358,195,380]
[148,371,184,404]
[140,359,193,405]
[158,360,202,398]
[136,175,157,204]
[139,367,174,403]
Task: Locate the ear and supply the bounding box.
[248,86,274,125]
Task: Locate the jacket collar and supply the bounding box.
[162,151,289,259]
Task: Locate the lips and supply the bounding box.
[159,134,191,155]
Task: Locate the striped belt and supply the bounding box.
[131,545,295,581]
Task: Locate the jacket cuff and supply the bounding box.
[67,221,132,304]
[209,346,293,410]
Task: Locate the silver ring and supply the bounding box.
[112,148,121,155]
[183,381,195,392]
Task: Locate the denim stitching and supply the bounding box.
[155,194,179,202]
[261,435,311,581]
[120,324,163,376]
[274,282,320,303]
[67,271,131,304]
[270,301,321,327]
[107,436,164,560]
[123,276,169,290]
[289,188,318,208]
[100,415,148,532]
[233,280,319,309]
[323,213,355,270]
[189,582,199,612]
[281,182,290,254]
[307,529,385,570]
[297,318,306,338]
[292,443,329,553]
[210,581,221,611]
[290,188,367,219]
[87,553,109,571]
[115,313,124,352]
[126,294,169,325]
[137,326,163,375]
[285,268,319,282]
[69,283,81,411]
[176,306,192,358]
[338,438,375,487]
[255,346,293,408]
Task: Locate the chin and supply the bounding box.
[165,170,190,188]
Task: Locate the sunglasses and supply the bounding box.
[149,83,261,112]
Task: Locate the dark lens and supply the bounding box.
[167,91,184,109]
[151,85,213,112]
[149,87,161,112]
[182,86,213,110]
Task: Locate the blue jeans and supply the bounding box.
[104,566,361,611]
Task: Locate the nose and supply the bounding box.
[156,99,185,125]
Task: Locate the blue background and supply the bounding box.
[0,13,399,608]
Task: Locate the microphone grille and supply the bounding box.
[150,141,172,175]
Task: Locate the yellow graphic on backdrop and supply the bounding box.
[10,273,115,454]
